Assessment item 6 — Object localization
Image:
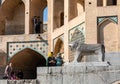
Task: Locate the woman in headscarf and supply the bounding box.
[47,52,56,66]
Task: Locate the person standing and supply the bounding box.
[4,63,13,79]
[33,16,37,33]
[36,16,42,33]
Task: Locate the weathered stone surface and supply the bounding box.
[36,64,120,84]
[0,80,7,84]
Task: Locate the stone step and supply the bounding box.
[65,62,110,66]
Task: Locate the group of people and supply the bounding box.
[47,52,64,66]
[3,52,63,79]
[3,63,23,80]
[33,16,42,34]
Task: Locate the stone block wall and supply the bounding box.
[37,65,120,84]
[0,80,37,84]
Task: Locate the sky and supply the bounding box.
[43,7,48,22]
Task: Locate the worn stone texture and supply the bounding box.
[36,65,120,84]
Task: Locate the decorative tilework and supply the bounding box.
[109,16,118,24]
[7,41,48,60]
[97,17,105,24]
[97,16,118,25]
[69,22,85,43]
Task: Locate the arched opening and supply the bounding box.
[97,0,103,6]
[97,19,118,52]
[107,0,117,6]
[43,7,48,32]
[43,7,48,23]
[9,48,46,79]
[77,0,84,15]
[31,0,47,34]
[1,0,25,35]
[69,0,84,21]
[53,0,64,30]
[54,38,64,56]
[5,2,25,35]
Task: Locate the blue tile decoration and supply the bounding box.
[109,16,118,24]
[7,41,48,60]
[97,17,105,25]
[69,22,85,43]
[97,16,118,25]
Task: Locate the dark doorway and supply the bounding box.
[9,48,46,79]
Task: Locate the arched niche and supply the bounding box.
[54,38,64,56]
[77,0,84,15]
[9,48,46,79]
[30,0,47,34]
[1,0,25,35]
[53,0,64,30]
[97,19,118,52]
[69,0,84,21]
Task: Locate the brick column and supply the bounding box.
[64,0,69,63]
[117,0,120,5]
[103,0,107,6]
[25,0,30,34]
[47,0,54,52]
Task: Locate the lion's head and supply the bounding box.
[69,41,79,51]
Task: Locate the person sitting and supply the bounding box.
[4,62,13,79]
[55,53,63,66]
[47,52,56,66]
[10,71,16,80]
[16,70,24,79]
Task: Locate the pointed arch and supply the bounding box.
[31,0,47,33]
[54,38,64,56]
[10,48,46,79]
[98,18,117,26]
[77,0,85,14]
[53,0,64,29]
[1,0,25,35]
[69,0,84,21]
[97,19,118,52]
[71,28,85,43]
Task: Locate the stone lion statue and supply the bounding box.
[69,41,105,63]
